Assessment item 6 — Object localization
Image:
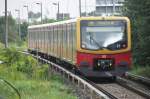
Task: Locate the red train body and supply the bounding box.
[77,51,132,77]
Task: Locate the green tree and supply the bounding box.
[123,0,150,65]
[43,17,57,24]
[0,16,5,43]
[20,22,28,40]
[28,11,41,25]
[0,15,19,43]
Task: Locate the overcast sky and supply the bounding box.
[0,0,95,20]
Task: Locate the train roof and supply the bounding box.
[28,18,77,29]
[28,16,129,29]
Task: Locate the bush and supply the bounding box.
[0,47,77,99]
[0,47,49,79]
[131,66,150,78]
[33,64,49,80]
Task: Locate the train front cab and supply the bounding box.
[76,17,132,77]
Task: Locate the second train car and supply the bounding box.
[28,16,132,77]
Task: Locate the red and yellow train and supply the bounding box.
[28,16,132,77]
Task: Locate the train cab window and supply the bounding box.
[80,20,127,51]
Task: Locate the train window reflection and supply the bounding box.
[81,21,126,50]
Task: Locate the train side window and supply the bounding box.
[44,27,47,52]
[42,27,44,50]
[52,26,54,54]
[63,24,66,59]
[62,24,64,58]
[36,28,39,50]
[66,24,68,56]
[31,30,33,48]
[46,27,48,52]
[33,29,34,48]
[37,28,38,49]
[39,28,41,50]
[42,27,45,50]
[66,24,69,59]
[29,29,31,48]
[32,29,34,48]
[47,26,49,52]
[46,27,48,53]
[60,24,63,57]
[56,25,58,56]
[48,26,51,54]
[71,23,73,61]
[51,26,52,54]
[45,27,47,51]
[62,24,64,57]
[28,29,30,48]
[51,26,53,54]
[37,28,39,50]
[73,23,76,62]
[40,28,43,50]
[58,25,61,57]
[53,26,55,55]
[69,23,72,60]
[34,29,36,48]
[36,28,37,49]
[54,25,57,56]
[56,25,59,57]
[30,29,32,48]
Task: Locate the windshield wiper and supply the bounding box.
[89,33,104,50]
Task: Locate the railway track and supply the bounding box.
[125,72,150,87]
[117,76,150,98]
[96,83,144,99]
[23,51,149,99]
[87,77,147,99]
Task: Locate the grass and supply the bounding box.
[0,69,77,99]
[0,41,27,51]
[8,41,27,51]
[130,66,150,78]
[0,42,4,48]
[14,79,76,99]
[0,47,77,99]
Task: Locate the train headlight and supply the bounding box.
[110,63,112,67]
[82,44,86,48]
[98,63,101,67]
[122,44,126,48]
[98,60,113,68]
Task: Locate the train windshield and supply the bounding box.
[81,20,127,50]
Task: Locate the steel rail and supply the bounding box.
[117,77,150,98]
[82,77,118,99]
[126,72,150,86]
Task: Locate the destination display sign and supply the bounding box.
[81,20,125,27]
